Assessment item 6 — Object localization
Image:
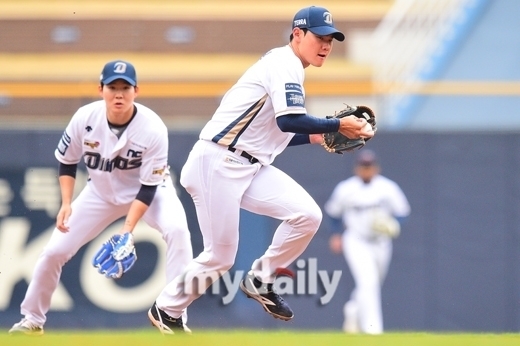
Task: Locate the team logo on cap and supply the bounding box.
[113,62,127,74]
[323,12,333,25]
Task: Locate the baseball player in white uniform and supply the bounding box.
[147,6,375,334]
[9,60,193,335]
[324,149,410,334]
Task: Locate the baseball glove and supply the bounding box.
[321,104,377,154]
[371,209,401,238]
[92,232,137,279]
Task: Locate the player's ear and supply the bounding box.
[98,85,103,96]
[134,86,139,97]
[292,27,302,41]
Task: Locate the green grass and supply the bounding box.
[2,329,520,346]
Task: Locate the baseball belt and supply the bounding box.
[227,146,259,164]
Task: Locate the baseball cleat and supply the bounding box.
[8,318,44,336]
[239,270,294,321]
[342,301,360,334]
[148,302,190,335]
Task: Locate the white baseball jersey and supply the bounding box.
[55,100,169,205]
[199,45,304,165]
[324,175,410,239]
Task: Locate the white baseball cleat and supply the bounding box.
[148,301,191,335]
[342,301,360,334]
[8,318,44,336]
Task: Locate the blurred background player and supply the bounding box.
[8,60,193,335]
[324,149,410,334]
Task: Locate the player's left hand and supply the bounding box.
[92,232,137,279]
[371,210,401,238]
[322,104,377,154]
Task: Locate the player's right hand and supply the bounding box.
[56,204,72,232]
[338,115,373,139]
[329,234,343,254]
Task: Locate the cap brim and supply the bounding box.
[309,26,345,42]
[102,76,136,86]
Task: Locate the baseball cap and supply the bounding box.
[292,6,345,42]
[356,149,377,166]
[100,60,137,86]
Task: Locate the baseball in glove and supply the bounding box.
[322,104,377,154]
[92,232,137,279]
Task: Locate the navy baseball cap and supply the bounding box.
[356,149,377,166]
[100,60,137,86]
[292,6,345,42]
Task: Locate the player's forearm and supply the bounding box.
[287,133,324,146]
[122,199,149,233]
[277,113,339,134]
[58,175,75,206]
[121,184,158,233]
[58,162,77,205]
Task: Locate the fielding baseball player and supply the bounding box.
[9,60,193,335]
[146,6,375,334]
[324,149,410,334]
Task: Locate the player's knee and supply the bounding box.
[197,246,237,272]
[162,226,192,247]
[200,257,234,274]
[288,203,322,233]
[308,204,323,229]
[40,247,74,266]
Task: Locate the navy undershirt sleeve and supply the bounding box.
[287,134,311,146]
[136,184,158,206]
[58,162,77,178]
[276,113,340,134]
[395,216,408,227]
[328,216,344,234]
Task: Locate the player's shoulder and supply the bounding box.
[134,102,158,116]
[262,46,288,58]
[336,177,358,190]
[134,103,167,130]
[259,45,298,67]
[373,175,402,189]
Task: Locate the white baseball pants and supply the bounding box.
[342,231,392,334]
[157,140,322,318]
[20,178,192,326]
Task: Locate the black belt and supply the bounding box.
[227,146,259,164]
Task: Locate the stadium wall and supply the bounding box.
[0,130,519,332]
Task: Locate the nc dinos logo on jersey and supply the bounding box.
[83,149,142,172]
